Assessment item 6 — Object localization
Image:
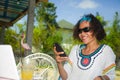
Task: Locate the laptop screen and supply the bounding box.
[0,45,20,80]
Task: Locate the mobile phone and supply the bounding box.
[54,43,67,57]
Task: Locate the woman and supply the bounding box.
[53,14,116,80]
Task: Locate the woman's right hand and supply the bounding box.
[53,46,69,80]
[53,46,68,64]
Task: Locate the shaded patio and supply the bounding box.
[0,0,48,54]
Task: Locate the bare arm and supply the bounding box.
[53,47,68,80]
[57,62,68,80]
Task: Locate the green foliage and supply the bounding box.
[101,12,120,58]
[33,25,62,53]
[3,22,27,55]
[96,12,108,26]
[4,28,20,54]
[0,27,1,32]
[35,2,58,29]
[108,12,120,57]
[33,2,62,55]
[13,22,26,34]
[33,26,48,52]
[43,30,62,53]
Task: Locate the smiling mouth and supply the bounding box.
[81,36,87,40]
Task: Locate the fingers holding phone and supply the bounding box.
[54,43,67,57]
[53,43,68,63]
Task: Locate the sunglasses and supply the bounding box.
[78,27,91,34]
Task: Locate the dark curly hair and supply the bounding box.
[73,13,106,41]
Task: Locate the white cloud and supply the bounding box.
[77,0,99,9]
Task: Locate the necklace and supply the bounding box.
[77,44,104,70]
[82,44,100,55]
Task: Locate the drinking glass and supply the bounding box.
[21,58,35,80]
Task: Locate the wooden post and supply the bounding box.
[0,26,5,44]
[26,0,35,56]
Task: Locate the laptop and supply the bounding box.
[0,45,20,80]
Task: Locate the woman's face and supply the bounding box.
[79,21,97,44]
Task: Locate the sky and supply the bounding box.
[49,0,120,25]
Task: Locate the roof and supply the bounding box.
[0,0,48,27]
[58,19,74,30]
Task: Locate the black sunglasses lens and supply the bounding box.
[83,27,90,32]
[78,29,82,33]
[78,27,91,33]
